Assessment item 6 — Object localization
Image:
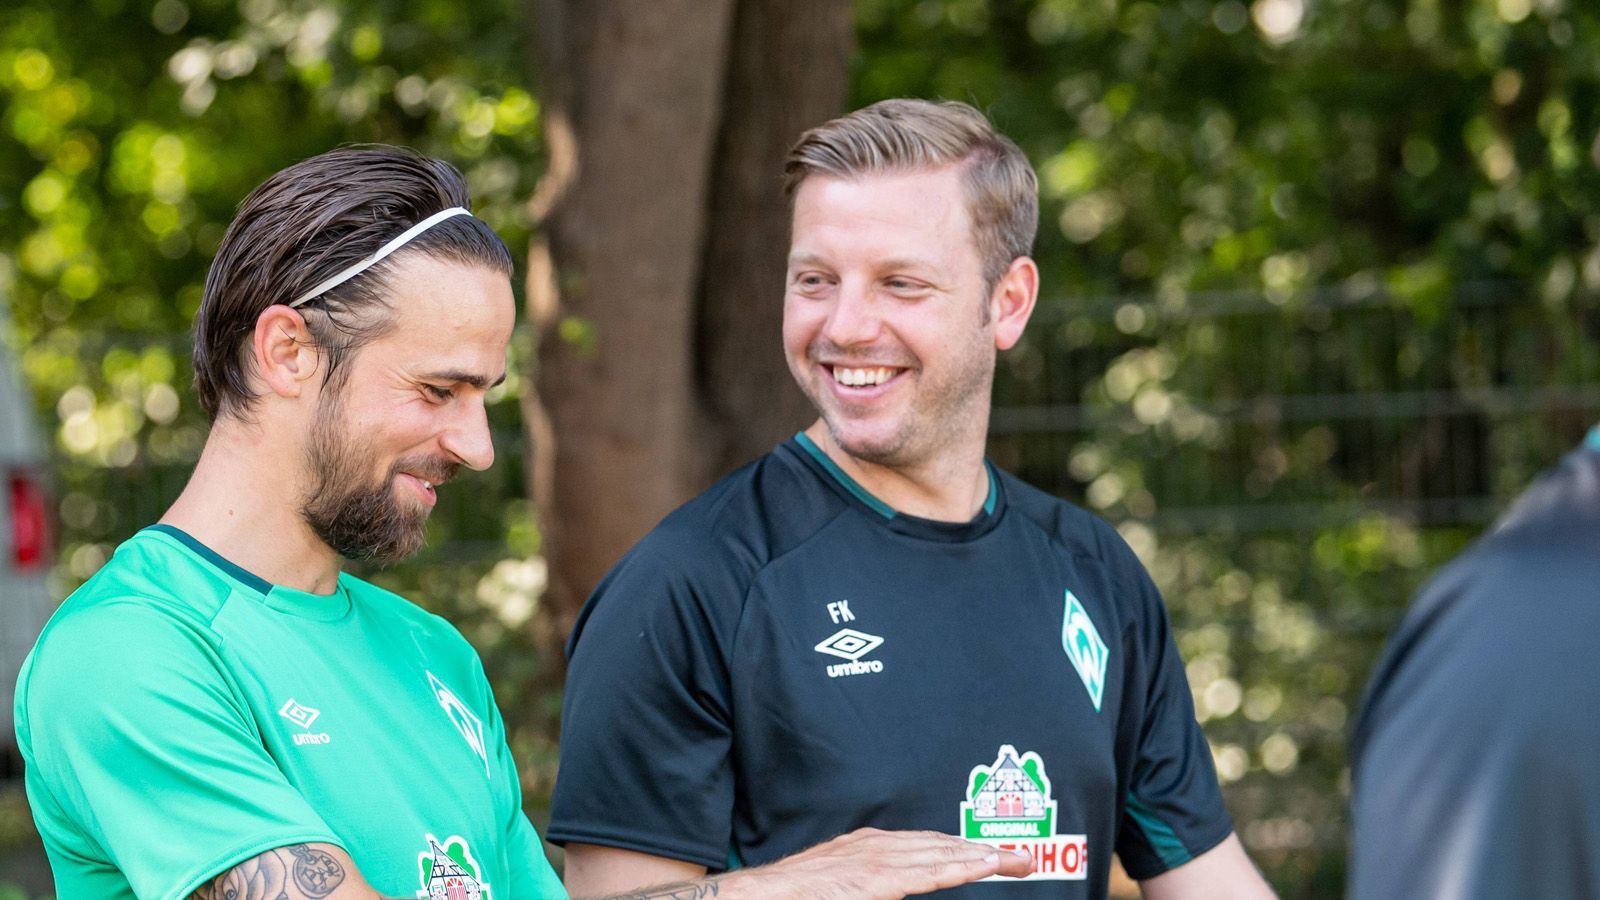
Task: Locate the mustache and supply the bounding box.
[392,456,460,487]
[806,341,915,369]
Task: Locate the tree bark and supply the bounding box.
[526,0,853,661]
[697,0,854,479]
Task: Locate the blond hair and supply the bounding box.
[784,99,1039,287]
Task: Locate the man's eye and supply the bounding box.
[422,384,454,401]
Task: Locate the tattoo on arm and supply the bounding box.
[192,843,347,900]
[596,877,723,899]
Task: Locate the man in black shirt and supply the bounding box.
[1350,426,1600,898]
[550,99,1274,899]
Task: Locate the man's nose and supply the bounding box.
[822,281,882,347]
[440,397,495,472]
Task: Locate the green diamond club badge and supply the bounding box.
[959,745,1088,881]
[1061,590,1109,711]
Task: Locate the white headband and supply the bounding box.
[288,206,473,308]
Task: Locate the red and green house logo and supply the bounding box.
[960,744,1057,840]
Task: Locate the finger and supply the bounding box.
[902,845,1024,890]
[990,848,1035,877]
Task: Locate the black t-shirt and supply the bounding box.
[1350,430,1600,898]
[549,435,1233,895]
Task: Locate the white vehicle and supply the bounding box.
[0,309,53,767]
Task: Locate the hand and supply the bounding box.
[716,827,1034,900]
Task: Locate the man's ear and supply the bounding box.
[989,256,1039,351]
[252,305,319,400]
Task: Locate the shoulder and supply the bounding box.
[999,470,1147,575]
[569,447,847,648]
[343,575,484,668]
[18,581,237,763]
[607,448,845,593]
[26,534,229,682]
[1353,451,1600,765]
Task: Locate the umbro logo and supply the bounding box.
[815,628,883,661]
[279,698,332,746]
[815,628,885,678]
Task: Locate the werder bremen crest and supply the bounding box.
[416,835,489,900]
[960,745,1088,881]
[1062,590,1109,711]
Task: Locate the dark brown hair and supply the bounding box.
[194,145,512,421]
[784,99,1038,289]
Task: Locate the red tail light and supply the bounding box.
[8,470,50,571]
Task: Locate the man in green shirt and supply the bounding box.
[15,147,1027,900]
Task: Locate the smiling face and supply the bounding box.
[298,253,514,561]
[784,166,1001,469]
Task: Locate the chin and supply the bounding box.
[825,421,913,466]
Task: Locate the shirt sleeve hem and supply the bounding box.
[543,824,727,871]
[1122,820,1235,882]
[164,830,347,900]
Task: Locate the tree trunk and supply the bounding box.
[525,0,853,662]
[697,0,854,479]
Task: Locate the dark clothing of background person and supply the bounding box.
[1350,427,1600,899]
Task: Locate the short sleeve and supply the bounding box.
[546,545,738,869]
[18,600,342,900]
[1105,538,1234,880]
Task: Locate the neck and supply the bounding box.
[804,420,991,522]
[160,419,343,595]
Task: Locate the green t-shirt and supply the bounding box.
[15,525,567,900]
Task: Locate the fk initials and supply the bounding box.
[827,601,855,624]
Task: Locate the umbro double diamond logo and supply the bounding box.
[279,698,332,746]
[815,628,885,678]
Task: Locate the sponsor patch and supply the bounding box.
[417,835,490,900]
[961,745,1088,881]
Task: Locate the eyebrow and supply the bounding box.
[787,252,830,269]
[786,252,946,276]
[420,369,508,390]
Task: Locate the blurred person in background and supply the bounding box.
[550,99,1277,900]
[1350,423,1600,898]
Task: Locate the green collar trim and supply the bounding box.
[793,431,998,520]
[794,431,897,519]
[144,524,272,595]
[1586,426,1600,453]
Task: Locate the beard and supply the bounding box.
[801,335,994,469]
[299,393,459,563]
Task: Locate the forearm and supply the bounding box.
[570,828,1032,900]
[191,843,397,900]
[584,875,730,900]
[1138,834,1277,900]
